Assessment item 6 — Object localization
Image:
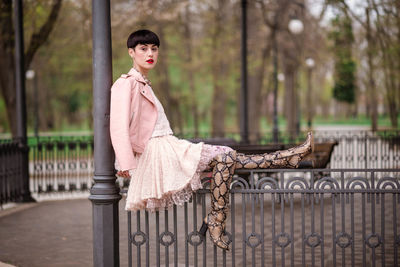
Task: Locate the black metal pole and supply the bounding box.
[14,0,34,202]
[272,29,279,143]
[240,0,249,144]
[34,72,39,137]
[89,1,121,266]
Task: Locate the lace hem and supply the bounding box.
[124,142,233,212]
[125,171,202,212]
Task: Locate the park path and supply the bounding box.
[0,198,128,267]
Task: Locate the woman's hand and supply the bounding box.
[117,170,130,178]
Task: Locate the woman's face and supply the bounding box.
[129,44,159,74]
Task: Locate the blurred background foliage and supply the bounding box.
[1,0,400,138]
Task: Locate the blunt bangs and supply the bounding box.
[127,29,160,49]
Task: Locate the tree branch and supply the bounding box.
[338,0,367,29]
[24,0,62,70]
[317,0,328,23]
[256,0,274,28]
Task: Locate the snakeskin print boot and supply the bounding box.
[199,133,313,250]
[235,132,314,169]
[199,150,237,250]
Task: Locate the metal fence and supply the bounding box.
[28,136,94,197]
[124,169,400,267]
[312,131,400,170]
[0,140,25,206]
[1,130,400,203]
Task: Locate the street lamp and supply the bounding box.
[26,69,39,137]
[272,27,279,143]
[288,19,304,35]
[272,18,304,143]
[278,73,285,82]
[305,58,315,129]
[289,18,304,137]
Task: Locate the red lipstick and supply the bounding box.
[146,59,154,64]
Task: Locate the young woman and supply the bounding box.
[110,29,313,250]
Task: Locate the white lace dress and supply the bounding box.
[124,86,232,211]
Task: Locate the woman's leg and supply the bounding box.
[201,150,237,250]
[235,132,314,169]
[200,132,314,250]
[197,144,236,250]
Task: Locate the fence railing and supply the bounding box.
[1,130,400,204]
[313,131,400,170]
[28,136,94,197]
[0,140,25,206]
[123,168,400,267]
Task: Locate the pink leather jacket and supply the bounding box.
[110,68,157,171]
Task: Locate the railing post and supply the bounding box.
[13,0,34,202]
[240,0,249,144]
[89,1,121,266]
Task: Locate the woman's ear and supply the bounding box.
[128,48,135,59]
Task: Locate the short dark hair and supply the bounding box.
[127,29,160,49]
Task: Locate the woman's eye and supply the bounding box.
[152,48,158,52]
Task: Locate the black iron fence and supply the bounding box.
[0,140,25,206]
[1,130,400,205]
[123,168,400,267]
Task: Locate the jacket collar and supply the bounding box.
[127,68,155,104]
[127,68,148,85]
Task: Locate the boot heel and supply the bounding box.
[199,221,208,236]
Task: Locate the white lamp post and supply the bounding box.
[272,17,304,142]
[305,58,315,129]
[288,18,304,35]
[305,58,315,69]
[278,73,285,82]
[26,69,39,137]
[26,70,35,80]
[288,18,304,136]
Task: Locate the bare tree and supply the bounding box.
[0,0,62,136]
[180,2,199,137]
[210,0,229,137]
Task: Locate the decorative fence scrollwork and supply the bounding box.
[125,169,399,267]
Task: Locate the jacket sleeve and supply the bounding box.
[110,77,136,171]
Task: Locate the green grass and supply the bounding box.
[1,114,399,141]
[312,114,398,127]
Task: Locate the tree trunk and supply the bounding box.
[387,95,398,128]
[306,67,313,129]
[281,34,300,140]
[182,4,199,137]
[246,1,271,143]
[211,0,228,138]
[372,0,399,128]
[380,39,398,128]
[247,45,270,143]
[0,64,17,135]
[383,58,398,128]
[283,67,297,140]
[395,1,400,128]
[0,0,62,136]
[154,24,181,132]
[366,7,378,131]
[0,0,16,135]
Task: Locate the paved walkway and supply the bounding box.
[0,198,129,267]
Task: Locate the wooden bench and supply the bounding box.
[189,138,338,169]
